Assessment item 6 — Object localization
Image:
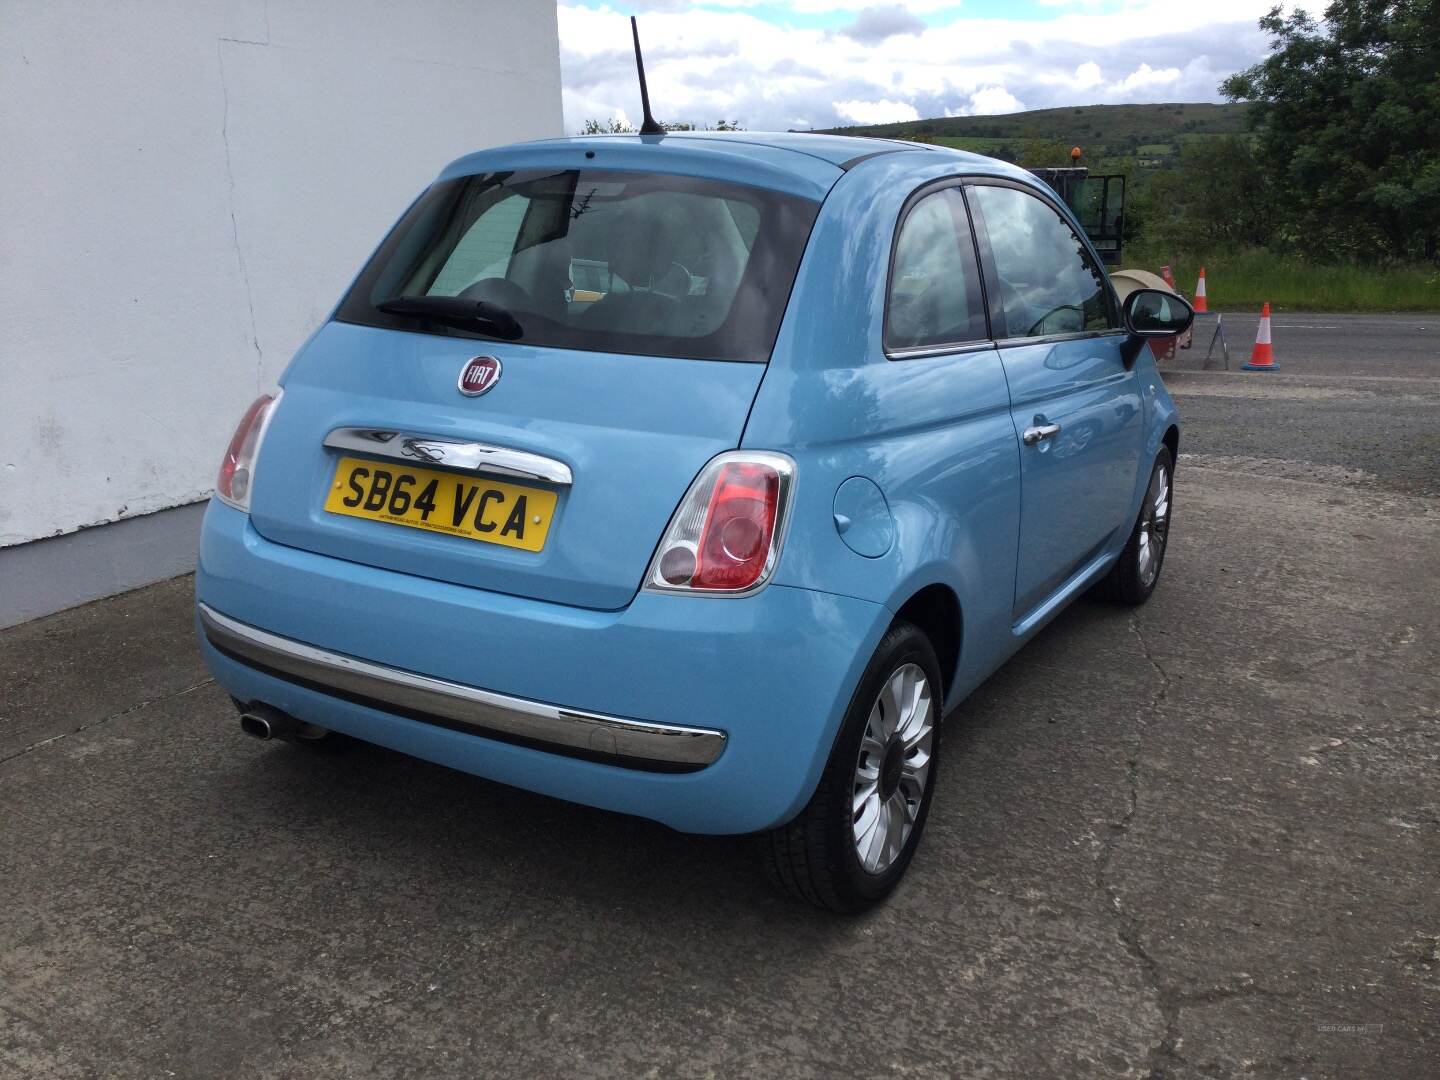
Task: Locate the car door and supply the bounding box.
[965,179,1145,620]
[877,181,1023,685]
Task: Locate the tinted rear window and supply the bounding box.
[336,169,821,363]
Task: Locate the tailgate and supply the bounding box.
[248,322,765,610]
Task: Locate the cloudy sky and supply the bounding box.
[558,1,1282,132]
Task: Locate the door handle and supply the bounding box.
[1022,422,1062,446]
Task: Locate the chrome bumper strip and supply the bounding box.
[198,604,725,769]
[323,428,573,486]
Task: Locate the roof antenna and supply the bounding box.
[630,16,664,135]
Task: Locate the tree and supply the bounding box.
[580,118,635,134]
[578,119,744,135]
[1222,1,1440,262]
[1131,136,1276,252]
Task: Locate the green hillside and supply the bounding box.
[818,102,1250,169]
[821,102,1248,142]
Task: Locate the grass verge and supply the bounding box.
[1122,247,1440,312]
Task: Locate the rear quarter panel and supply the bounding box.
[745,155,1028,709]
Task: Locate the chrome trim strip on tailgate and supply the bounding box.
[323,428,573,486]
[199,604,725,768]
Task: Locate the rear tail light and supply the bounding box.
[215,391,281,512]
[645,451,795,595]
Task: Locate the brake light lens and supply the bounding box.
[645,452,795,595]
[215,391,281,512]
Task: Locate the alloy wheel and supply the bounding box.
[1137,462,1170,587]
[852,662,935,874]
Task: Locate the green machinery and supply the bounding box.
[1027,167,1126,266]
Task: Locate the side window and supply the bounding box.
[969,184,1114,339]
[885,187,987,352]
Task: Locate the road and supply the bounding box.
[1174,311,1440,497]
[1198,311,1435,378]
[2,314,1436,1078]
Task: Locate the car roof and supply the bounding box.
[438,132,1029,203]
[661,130,936,168]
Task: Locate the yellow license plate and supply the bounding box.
[324,456,557,552]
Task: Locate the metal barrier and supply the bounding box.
[1197,312,1230,369]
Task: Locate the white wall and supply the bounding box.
[0,0,563,546]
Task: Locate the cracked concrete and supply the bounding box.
[0,675,213,767]
[2,337,1437,1076]
[1083,462,1440,1079]
[1100,613,1178,1077]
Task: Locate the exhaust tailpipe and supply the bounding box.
[237,702,310,743]
[239,711,276,739]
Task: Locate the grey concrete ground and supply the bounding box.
[2,314,1437,1078]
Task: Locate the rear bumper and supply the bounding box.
[199,603,726,769]
[195,500,890,834]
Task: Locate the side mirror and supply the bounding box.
[1122,288,1195,338]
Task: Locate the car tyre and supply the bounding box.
[1101,446,1173,606]
[761,621,942,913]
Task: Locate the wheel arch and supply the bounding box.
[892,583,963,701]
[1162,423,1179,463]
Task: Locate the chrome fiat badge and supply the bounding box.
[458,356,502,397]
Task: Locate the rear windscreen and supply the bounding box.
[336,169,821,363]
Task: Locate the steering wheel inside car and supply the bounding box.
[1026,304,1084,337]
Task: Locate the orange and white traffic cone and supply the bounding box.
[1193,267,1208,312]
[1242,302,1277,370]
[1161,265,1175,289]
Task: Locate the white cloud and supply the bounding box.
[789,0,960,10]
[1114,63,1182,92]
[835,98,922,125]
[968,86,1025,115]
[557,2,1277,133]
[1074,61,1103,88]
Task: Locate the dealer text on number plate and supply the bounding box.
[323,456,557,552]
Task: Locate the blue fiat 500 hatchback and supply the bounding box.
[197,132,1191,911]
